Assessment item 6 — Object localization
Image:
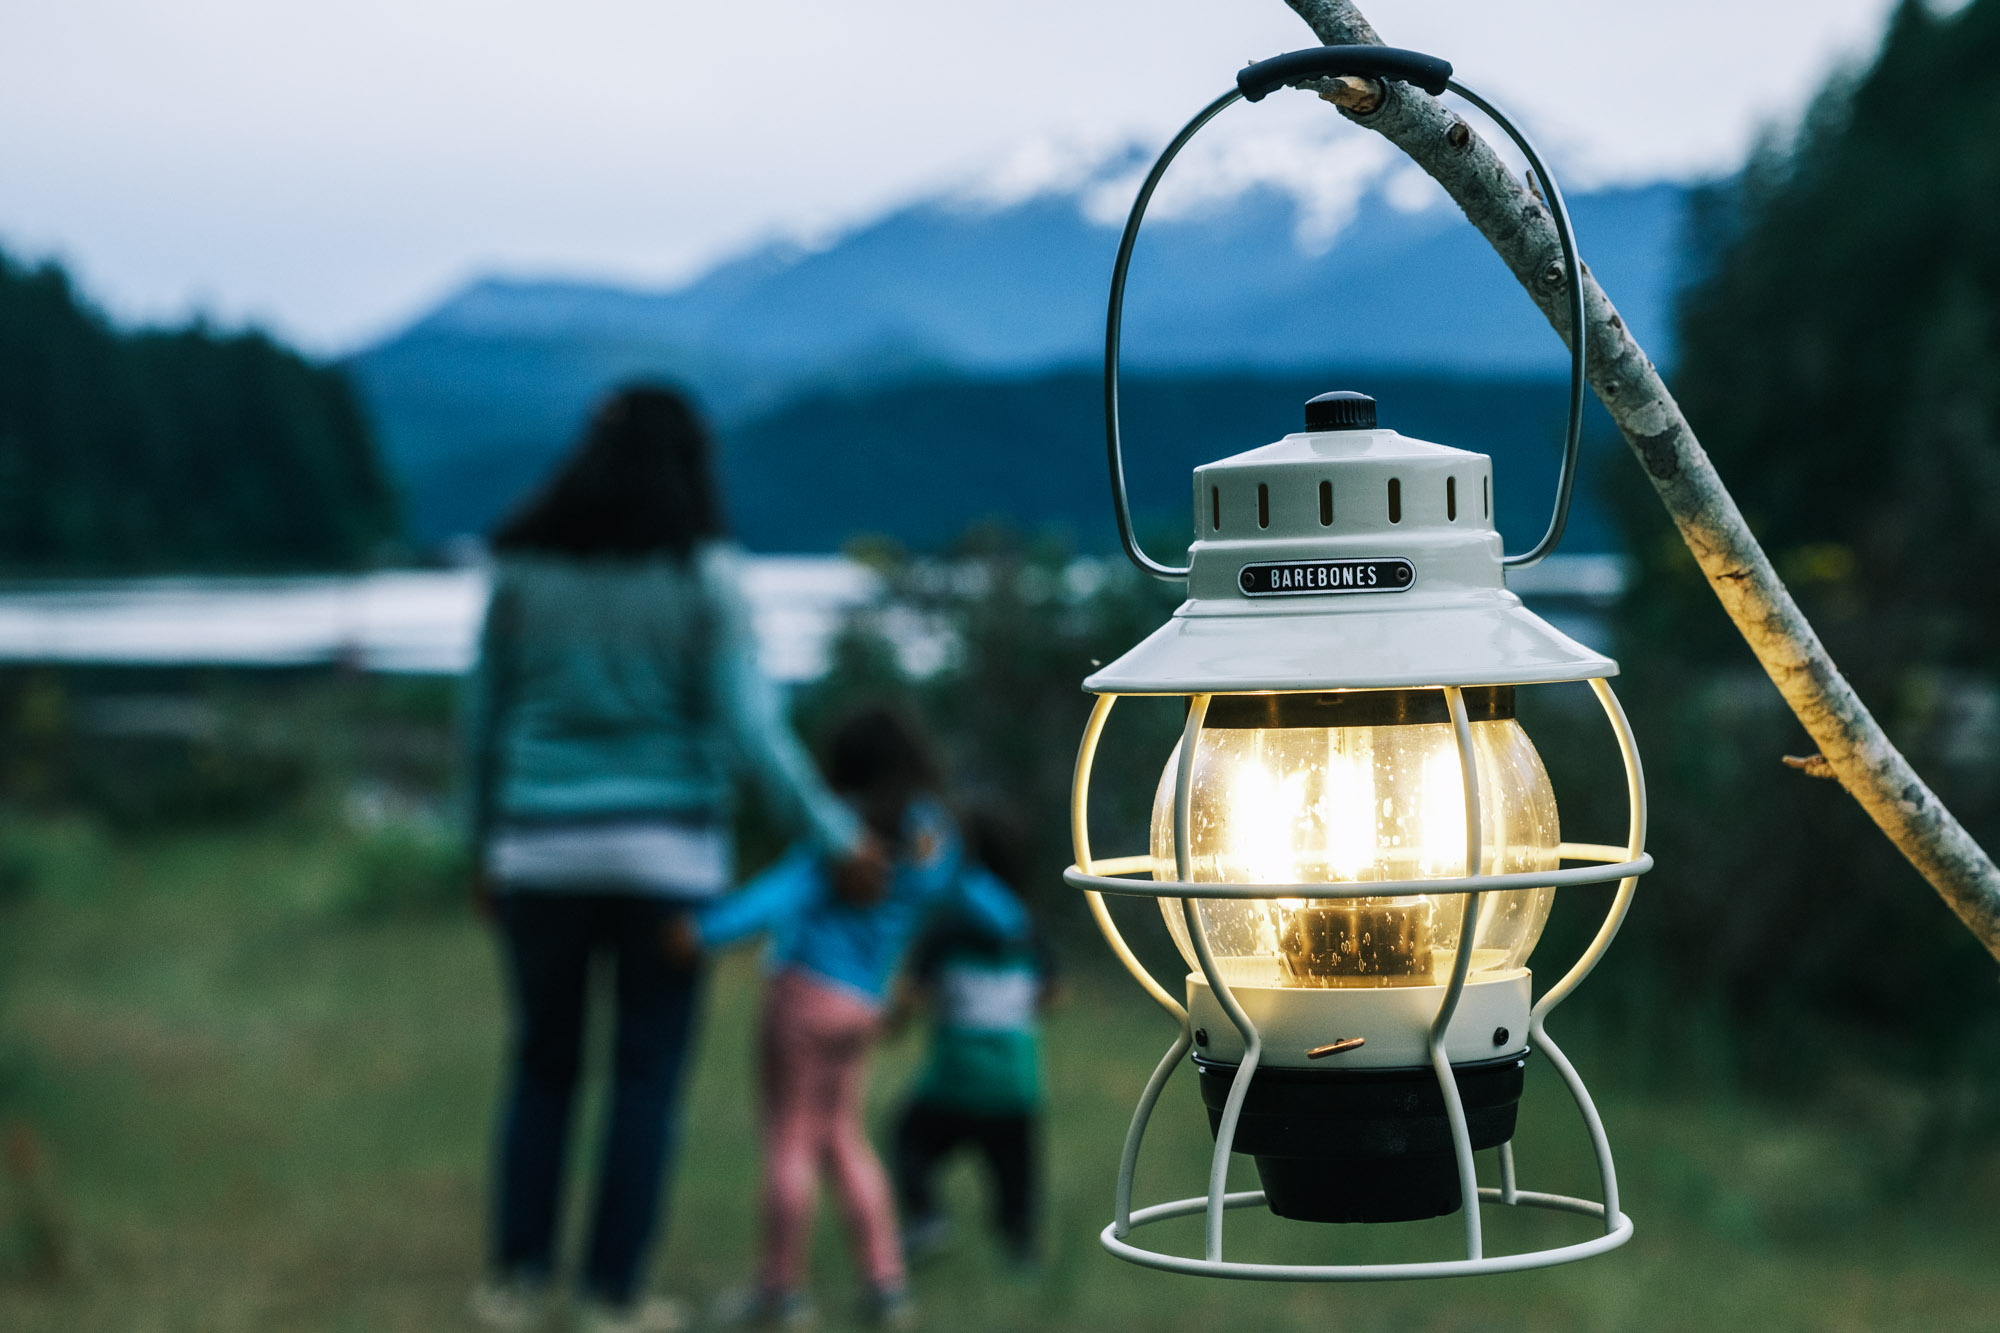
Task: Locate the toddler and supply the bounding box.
[890,805,1056,1267]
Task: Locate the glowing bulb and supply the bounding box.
[1151,706,1559,989]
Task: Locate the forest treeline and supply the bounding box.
[0,250,396,574]
[1601,0,2000,1077]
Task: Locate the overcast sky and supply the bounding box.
[0,0,1901,354]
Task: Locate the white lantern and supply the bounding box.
[1066,45,1652,1278]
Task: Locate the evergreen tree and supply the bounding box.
[1664,0,2000,677]
[0,250,398,572]
[1609,0,2000,1074]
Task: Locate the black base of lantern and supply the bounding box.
[1193,1053,1528,1224]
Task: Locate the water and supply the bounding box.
[0,556,1620,683]
[0,558,885,683]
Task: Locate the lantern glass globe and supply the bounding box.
[1150,713,1560,989]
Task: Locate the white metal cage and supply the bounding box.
[1064,678,1651,1280]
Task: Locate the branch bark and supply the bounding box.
[1280,0,2000,960]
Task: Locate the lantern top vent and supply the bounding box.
[1083,400,1617,695]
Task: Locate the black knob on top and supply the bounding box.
[1305,391,1377,432]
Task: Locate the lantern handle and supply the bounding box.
[1236,46,1452,102]
[1104,47,1586,580]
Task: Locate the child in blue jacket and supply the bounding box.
[679,707,1024,1327]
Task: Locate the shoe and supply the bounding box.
[710,1285,815,1328]
[860,1283,914,1331]
[900,1214,952,1263]
[573,1294,692,1333]
[468,1276,553,1332]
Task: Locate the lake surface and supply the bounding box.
[0,559,883,683]
[0,555,1621,682]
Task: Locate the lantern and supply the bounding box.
[1066,45,1652,1278]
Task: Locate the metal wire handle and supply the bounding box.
[1104,46,1587,579]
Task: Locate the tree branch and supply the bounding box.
[1281,0,2000,960]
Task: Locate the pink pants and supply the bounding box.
[757,968,903,1292]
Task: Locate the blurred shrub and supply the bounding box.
[0,811,114,910]
[333,816,468,921]
[0,668,465,834]
[0,669,314,827]
[68,732,313,829]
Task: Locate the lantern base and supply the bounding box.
[1194,1053,1527,1223]
[1257,1155,1464,1224]
[1186,968,1532,1069]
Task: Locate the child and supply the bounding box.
[681,707,1026,1327]
[889,805,1056,1268]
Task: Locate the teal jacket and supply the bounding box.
[464,544,860,859]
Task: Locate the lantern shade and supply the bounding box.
[1084,593,1612,693]
[1084,421,1615,693]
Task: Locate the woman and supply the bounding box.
[465,385,876,1333]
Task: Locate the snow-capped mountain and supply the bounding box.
[347,131,1690,547]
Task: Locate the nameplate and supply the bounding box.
[1238,558,1415,596]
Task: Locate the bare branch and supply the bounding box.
[1317,74,1384,115]
[1281,0,2000,959]
[1783,754,1837,779]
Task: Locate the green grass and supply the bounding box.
[2,817,1999,1331]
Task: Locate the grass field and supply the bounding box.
[2,814,1999,1332]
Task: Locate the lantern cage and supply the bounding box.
[1065,678,1649,1279]
[1065,43,1655,1279]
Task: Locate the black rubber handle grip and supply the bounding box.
[1236,45,1452,103]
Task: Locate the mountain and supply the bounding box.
[718,369,1623,558]
[346,140,1689,550]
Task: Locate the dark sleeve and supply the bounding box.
[950,865,1029,942]
[907,924,948,987]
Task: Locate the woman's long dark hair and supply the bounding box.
[490,383,726,559]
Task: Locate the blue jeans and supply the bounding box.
[493,893,703,1304]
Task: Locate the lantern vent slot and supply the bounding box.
[1484,476,1490,518]
[1258,484,1270,529]
[1212,486,1221,531]
[1388,478,1403,524]
[1447,477,1458,522]
[1319,480,1333,526]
